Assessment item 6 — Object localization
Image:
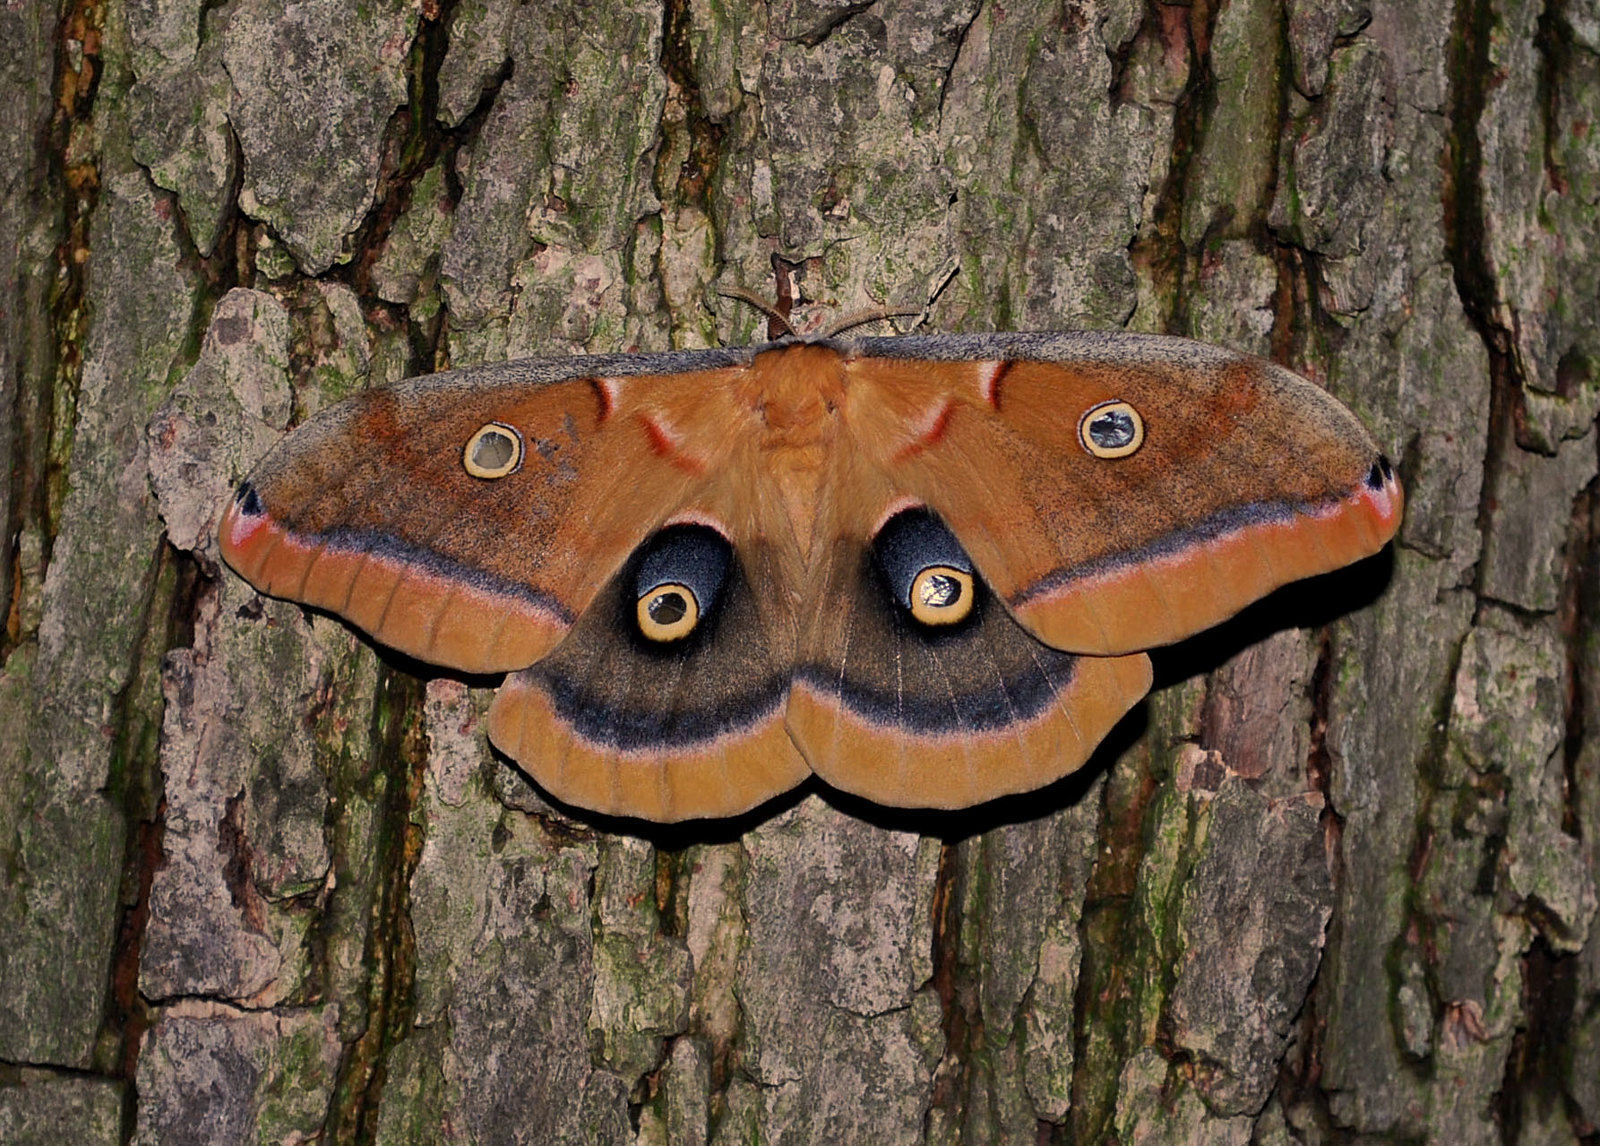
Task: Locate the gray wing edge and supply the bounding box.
[845,330,1245,369]
[848,332,1368,434]
[380,332,1258,400]
[387,344,758,399]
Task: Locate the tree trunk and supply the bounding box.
[2,0,1596,1142]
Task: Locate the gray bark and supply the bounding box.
[2,0,1597,1143]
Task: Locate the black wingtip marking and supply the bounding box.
[236,482,264,516]
[1366,454,1394,490]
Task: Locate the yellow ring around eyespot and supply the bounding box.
[909,566,975,626]
[463,422,524,479]
[1078,400,1144,459]
[637,583,700,642]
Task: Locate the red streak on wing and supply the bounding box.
[591,377,618,423]
[979,361,1011,410]
[894,400,955,463]
[638,414,705,475]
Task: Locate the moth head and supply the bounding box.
[874,507,977,628]
[1078,400,1144,459]
[463,422,524,479]
[632,524,732,643]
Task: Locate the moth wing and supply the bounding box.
[219,350,752,673]
[477,379,815,823]
[787,439,1152,810]
[485,530,810,823]
[847,333,1403,655]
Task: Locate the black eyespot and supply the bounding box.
[874,508,978,627]
[1366,454,1394,490]
[1078,400,1145,458]
[632,524,732,643]
[236,482,264,517]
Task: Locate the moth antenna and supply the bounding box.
[718,287,796,340]
[821,306,926,338]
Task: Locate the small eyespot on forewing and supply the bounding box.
[463,422,524,479]
[1078,400,1144,459]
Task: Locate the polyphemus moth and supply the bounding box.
[219,332,1402,822]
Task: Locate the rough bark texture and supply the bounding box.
[1,1,1596,1143]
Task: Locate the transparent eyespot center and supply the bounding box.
[637,583,700,641]
[1078,400,1144,459]
[650,593,687,625]
[909,566,975,625]
[463,422,523,479]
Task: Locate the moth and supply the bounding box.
[220,332,1402,822]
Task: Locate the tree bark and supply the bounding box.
[2,0,1596,1143]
